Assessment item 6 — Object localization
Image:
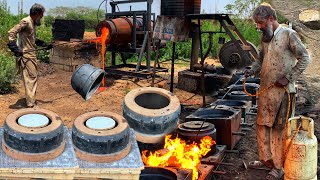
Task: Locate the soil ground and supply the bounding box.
[0,61,206,127]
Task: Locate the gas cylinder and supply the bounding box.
[284,116,317,180]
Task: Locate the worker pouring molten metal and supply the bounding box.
[7,3,53,108]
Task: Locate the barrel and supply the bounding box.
[284,116,317,180]
[71,64,105,100]
[161,0,201,16]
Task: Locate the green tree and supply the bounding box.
[0,3,18,93]
[0,3,22,50]
[47,6,104,30]
[0,54,17,94]
[225,0,262,19]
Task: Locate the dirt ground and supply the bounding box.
[0,62,206,127]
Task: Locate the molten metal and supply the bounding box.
[86,27,110,88]
[142,135,215,180]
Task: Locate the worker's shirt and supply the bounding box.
[8,16,37,59]
[251,25,311,127]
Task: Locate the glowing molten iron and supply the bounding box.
[86,27,109,87]
[142,135,215,180]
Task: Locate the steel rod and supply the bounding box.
[170,42,176,93]
[135,31,149,72]
[151,40,161,87]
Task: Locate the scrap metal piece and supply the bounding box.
[243,160,248,170]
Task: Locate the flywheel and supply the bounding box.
[219,40,258,71]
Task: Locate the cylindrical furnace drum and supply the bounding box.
[96,17,146,45]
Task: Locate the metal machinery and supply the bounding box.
[158,0,259,72]
[187,14,259,73]
[186,14,258,105]
[95,0,259,86]
[95,0,168,78]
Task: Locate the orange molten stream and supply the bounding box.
[142,135,216,180]
[86,27,109,87]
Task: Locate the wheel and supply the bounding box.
[123,87,181,143]
[72,111,131,163]
[2,108,65,162]
[219,40,259,71]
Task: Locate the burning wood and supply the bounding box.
[142,135,215,180]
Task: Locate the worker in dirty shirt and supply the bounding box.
[245,3,311,180]
[7,3,52,108]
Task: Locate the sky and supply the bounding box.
[6,0,236,15]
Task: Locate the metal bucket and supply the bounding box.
[71,64,105,100]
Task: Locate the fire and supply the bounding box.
[142,135,215,180]
[85,27,109,87]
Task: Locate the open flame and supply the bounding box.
[85,27,109,87]
[142,135,215,180]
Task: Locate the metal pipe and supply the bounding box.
[146,0,152,70]
[135,31,148,72]
[197,18,205,107]
[151,40,161,87]
[200,32,213,107]
[170,42,176,93]
[203,33,213,62]
[190,23,200,71]
[132,13,137,49]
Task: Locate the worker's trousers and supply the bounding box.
[257,93,295,169]
[17,57,38,107]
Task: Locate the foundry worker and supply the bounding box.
[245,3,311,180]
[7,3,52,108]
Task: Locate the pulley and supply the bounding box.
[219,40,258,71]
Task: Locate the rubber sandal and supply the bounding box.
[248,160,271,170]
[266,168,284,180]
